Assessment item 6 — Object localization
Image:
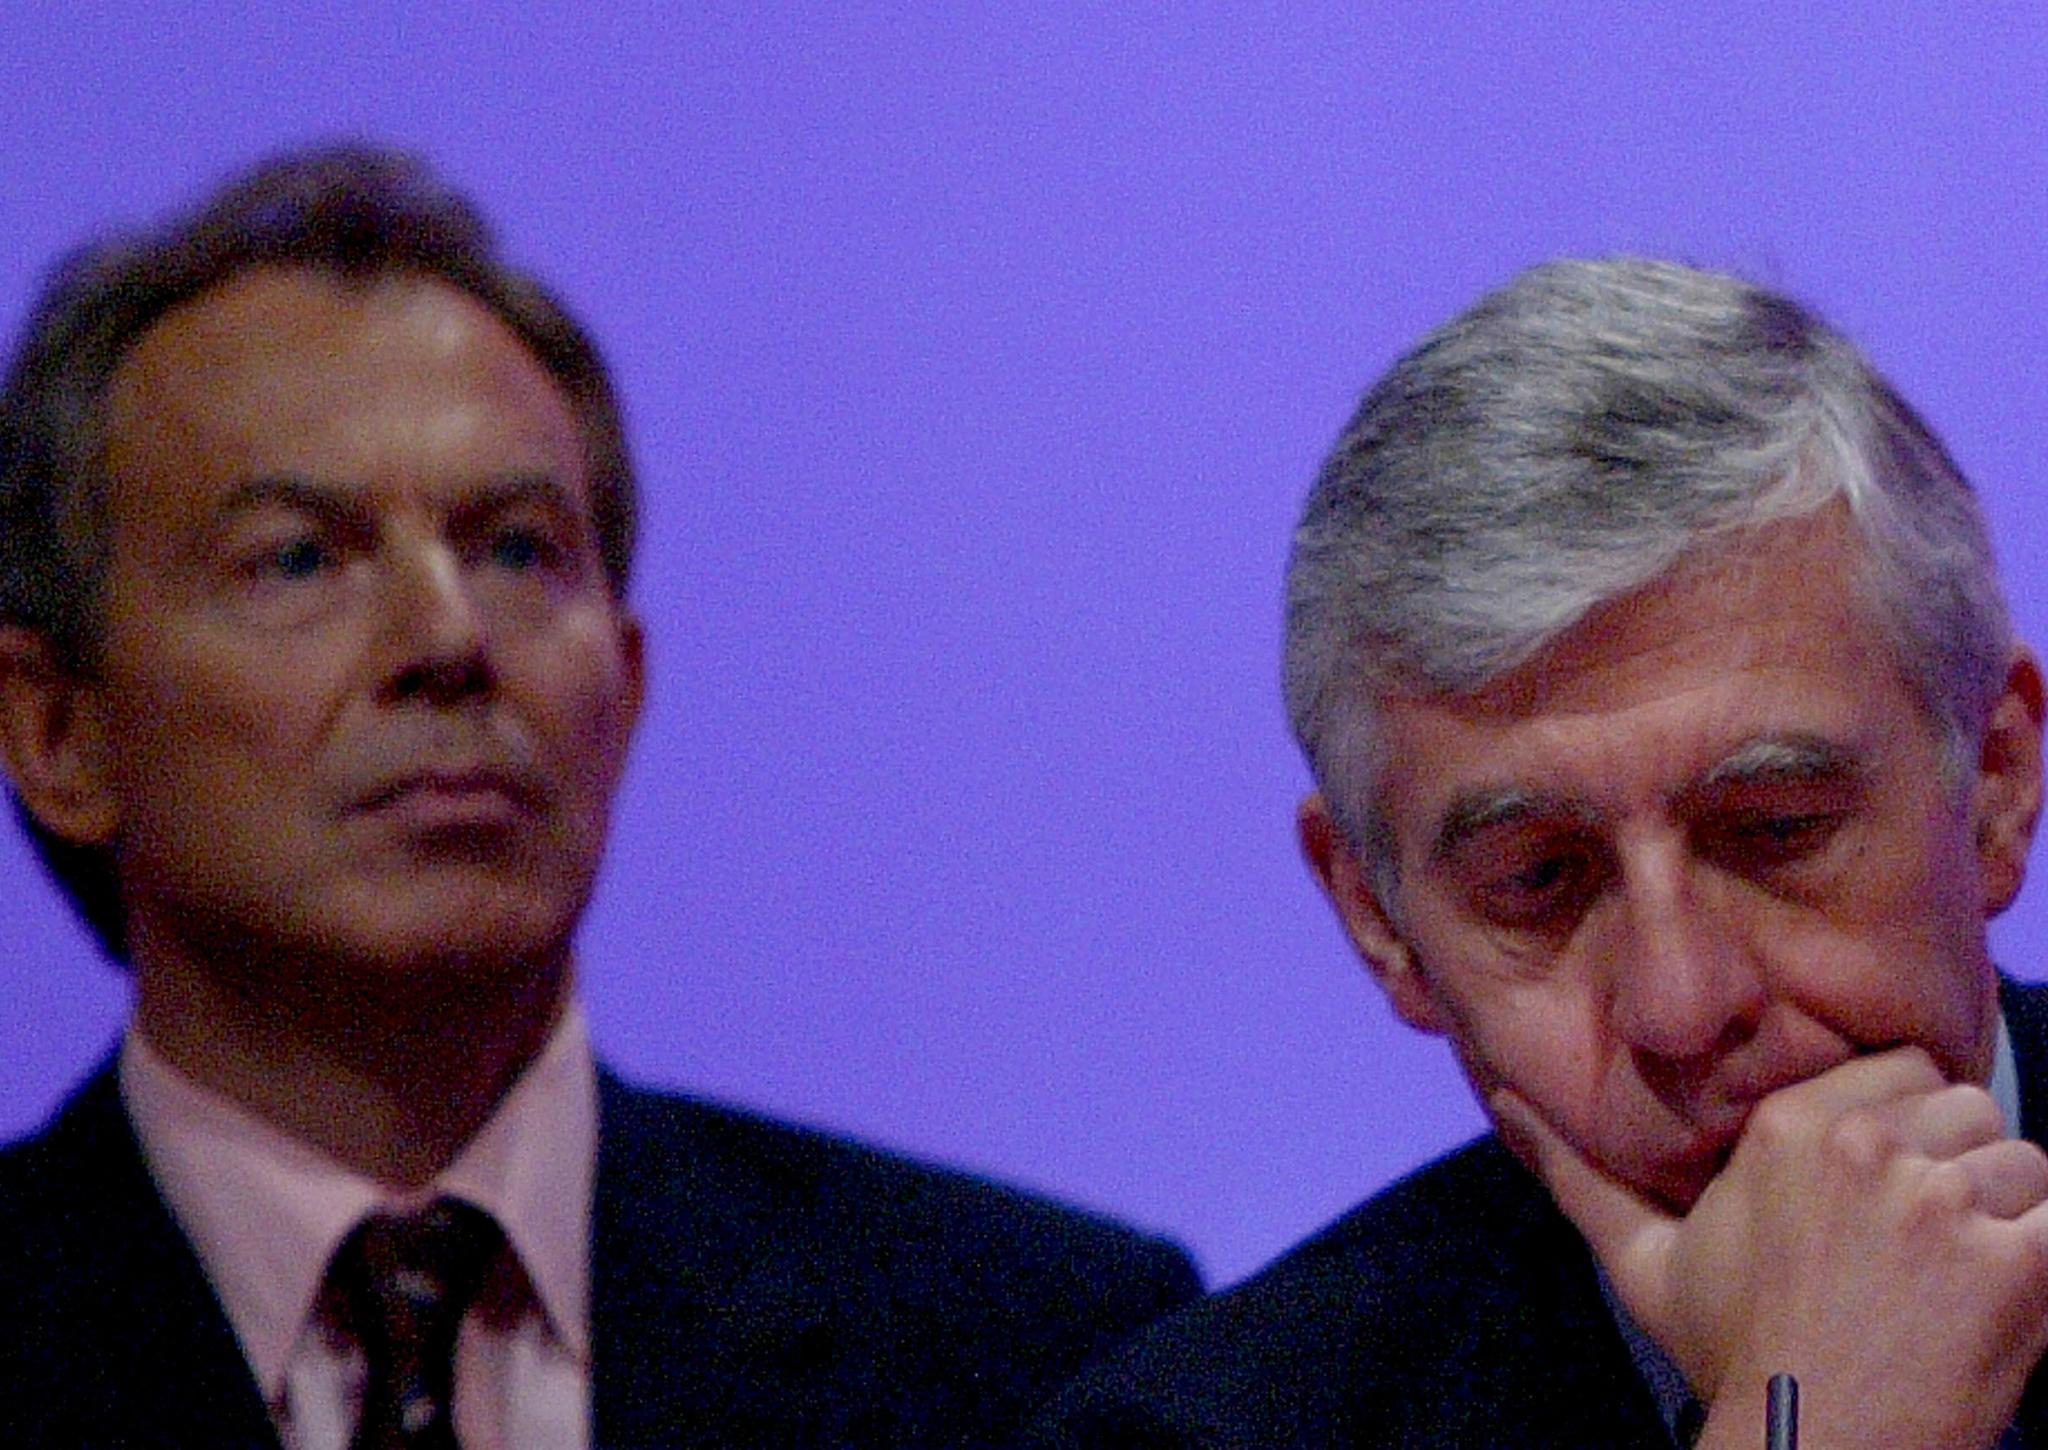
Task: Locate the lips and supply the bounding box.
[1677,1129,1741,1180]
[350,765,543,827]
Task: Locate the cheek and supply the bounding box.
[96,634,335,853]
[506,629,638,794]
[1774,936,1992,1084]
[1762,828,1995,1067]
[1426,966,1617,1127]
[110,660,296,791]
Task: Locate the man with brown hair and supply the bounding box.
[0,145,1196,1450]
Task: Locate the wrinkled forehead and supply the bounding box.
[1365,514,1928,840]
[99,267,586,535]
[1451,511,1875,712]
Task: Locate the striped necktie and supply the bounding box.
[327,1197,503,1450]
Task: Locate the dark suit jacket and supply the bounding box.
[1025,978,2048,1448]
[0,1062,1199,1449]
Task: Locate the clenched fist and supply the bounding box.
[1496,1048,2048,1450]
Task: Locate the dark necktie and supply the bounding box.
[327,1197,504,1450]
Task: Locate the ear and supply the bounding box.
[1975,646,2046,917]
[1298,791,1450,1035]
[0,628,119,847]
[614,607,648,740]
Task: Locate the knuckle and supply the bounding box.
[1945,1084,2003,1136]
[2003,1227,2048,1287]
[1891,1043,1942,1083]
[2017,1142,2048,1192]
[1916,1158,1976,1217]
[1998,1137,2048,1183]
[1745,1095,1805,1151]
[1825,1105,1898,1171]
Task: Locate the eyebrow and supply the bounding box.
[1425,734,1869,866]
[214,475,366,528]
[1430,789,1591,864]
[1693,734,1870,794]
[213,471,580,529]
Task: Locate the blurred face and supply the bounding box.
[72,266,642,983]
[1305,511,2042,1210]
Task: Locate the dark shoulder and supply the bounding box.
[0,1064,137,1272]
[0,1060,117,1170]
[1027,1137,1656,1448]
[594,1071,1201,1446]
[593,1072,1201,1447]
[2002,974,2048,1145]
[597,1069,1196,1294]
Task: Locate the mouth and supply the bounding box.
[351,767,542,830]
[1644,1122,1747,1211]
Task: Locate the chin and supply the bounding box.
[357,859,590,935]
[1625,1145,1730,1215]
[366,910,576,975]
[287,886,584,989]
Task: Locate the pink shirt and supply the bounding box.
[119,1007,597,1450]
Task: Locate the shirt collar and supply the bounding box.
[1991,1009,2022,1138]
[119,1003,597,1400]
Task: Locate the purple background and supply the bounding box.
[5,5,2048,1286]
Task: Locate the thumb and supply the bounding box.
[1490,1090,1677,1316]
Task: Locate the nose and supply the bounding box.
[379,540,492,705]
[1608,841,1765,1071]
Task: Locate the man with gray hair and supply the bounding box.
[1029,259,2048,1447]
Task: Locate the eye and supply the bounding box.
[1719,812,1841,866]
[1510,855,1574,893]
[1473,844,1605,928]
[488,526,560,572]
[255,536,333,580]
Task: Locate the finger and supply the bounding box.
[2002,1197,2048,1298]
[1952,1139,2048,1220]
[1761,1044,1947,1120]
[2011,1195,2048,1255]
[1490,1090,1676,1303]
[1886,1083,2006,1159]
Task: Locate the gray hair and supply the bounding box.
[0,141,638,963]
[1283,257,2010,890]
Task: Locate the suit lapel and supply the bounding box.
[28,1065,281,1449]
[1451,1148,1673,1447]
[1999,978,2048,1447]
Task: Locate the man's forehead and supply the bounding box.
[110,264,549,404]
[1359,514,1931,852]
[100,266,588,524]
[209,469,590,529]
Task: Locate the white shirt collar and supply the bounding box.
[118,1003,597,1400]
